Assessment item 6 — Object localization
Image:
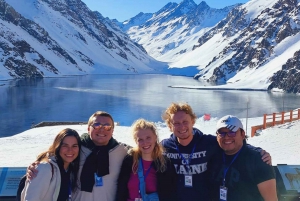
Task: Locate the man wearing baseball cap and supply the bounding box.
[209,115,277,201]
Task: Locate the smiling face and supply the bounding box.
[59,136,80,170]
[88,115,114,146]
[136,128,157,159]
[217,127,245,155]
[170,110,195,146]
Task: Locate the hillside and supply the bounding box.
[0,0,167,80]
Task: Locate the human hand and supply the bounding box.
[26,161,40,180]
[261,150,272,165]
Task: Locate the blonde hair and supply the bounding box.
[87,111,114,128]
[131,119,166,173]
[162,102,197,130]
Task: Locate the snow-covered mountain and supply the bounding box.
[120,0,238,63]
[0,0,167,80]
[2,0,300,93]
[120,0,300,93]
[190,0,300,92]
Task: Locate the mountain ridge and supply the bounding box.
[0,0,167,80]
[1,0,300,93]
[119,0,300,93]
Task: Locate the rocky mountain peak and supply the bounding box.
[176,0,197,15]
[198,1,210,10]
[155,2,178,16]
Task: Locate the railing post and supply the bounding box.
[272,113,276,126]
[263,114,267,129]
[290,110,293,122]
[281,112,284,124]
[298,109,300,119]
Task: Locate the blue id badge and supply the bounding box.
[184,175,193,187]
[94,173,103,186]
[220,186,227,201]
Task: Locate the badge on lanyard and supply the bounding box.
[184,175,193,187]
[176,142,197,188]
[220,186,227,201]
[94,173,103,186]
[220,150,241,201]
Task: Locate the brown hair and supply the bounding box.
[131,119,166,173]
[162,102,197,129]
[88,111,114,128]
[36,128,81,192]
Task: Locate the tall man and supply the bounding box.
[161,103,219,200]
[160,102,271,201]
[209,115,277,201]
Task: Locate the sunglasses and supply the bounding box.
[216,131,237,138]
[91,123,113,131]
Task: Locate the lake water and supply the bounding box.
[0,74,299,137]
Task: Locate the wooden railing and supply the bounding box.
[251,109,300,137]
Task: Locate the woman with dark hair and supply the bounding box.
[21,128,81,201]
[116,119,178,201]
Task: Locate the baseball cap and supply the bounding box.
[216,115,243,132]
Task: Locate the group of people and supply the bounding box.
[22,102,278,201]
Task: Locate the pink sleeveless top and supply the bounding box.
[127,159,157,201]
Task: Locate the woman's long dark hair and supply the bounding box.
[36,128,81,192]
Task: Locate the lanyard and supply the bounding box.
[222,149,242,186]
[138,159,152,197]
[142,161,153,180]
[176,142,196,166]
[68,180,72,201]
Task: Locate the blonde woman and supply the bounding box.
[21,128,81,201]
[116,119,178,201]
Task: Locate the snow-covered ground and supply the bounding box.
[0,116,299,167]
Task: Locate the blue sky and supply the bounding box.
[81,0,249,22]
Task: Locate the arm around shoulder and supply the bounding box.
[22,163,53,201]
[257,179,278,201]
[246,143,272,165]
